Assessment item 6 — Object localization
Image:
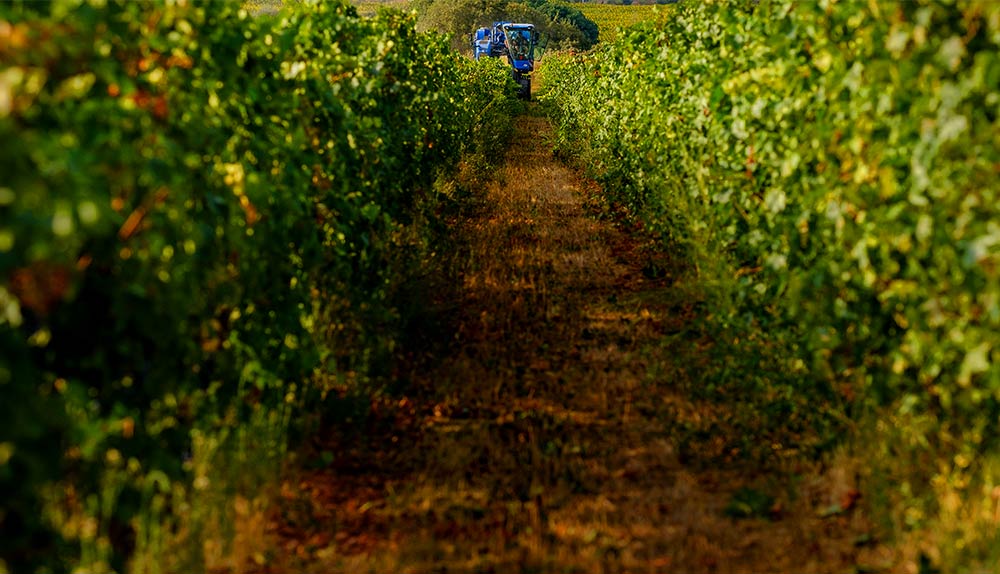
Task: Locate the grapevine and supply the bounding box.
[0,1,515,571]
[541,0,1000,563]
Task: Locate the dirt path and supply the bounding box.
[264,115,895,573]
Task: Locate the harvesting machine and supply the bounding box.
[472,22,538,100]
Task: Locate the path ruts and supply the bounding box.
[263,115,894,574]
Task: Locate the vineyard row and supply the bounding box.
[0,1,517,571]
[540,0,1000,567]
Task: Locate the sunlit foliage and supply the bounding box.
[0,1,516,571]
[541,1,1000,568]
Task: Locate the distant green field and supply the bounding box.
[574,4,661,43]
[243,1,409,17]
[353,1,410,17]
[242,0,282,13]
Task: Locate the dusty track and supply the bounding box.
[264,115,895,574]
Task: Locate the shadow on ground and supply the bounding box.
[258,115,897,574]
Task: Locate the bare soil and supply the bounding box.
[261,115,899,573]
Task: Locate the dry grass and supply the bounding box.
[239,114,907,574]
